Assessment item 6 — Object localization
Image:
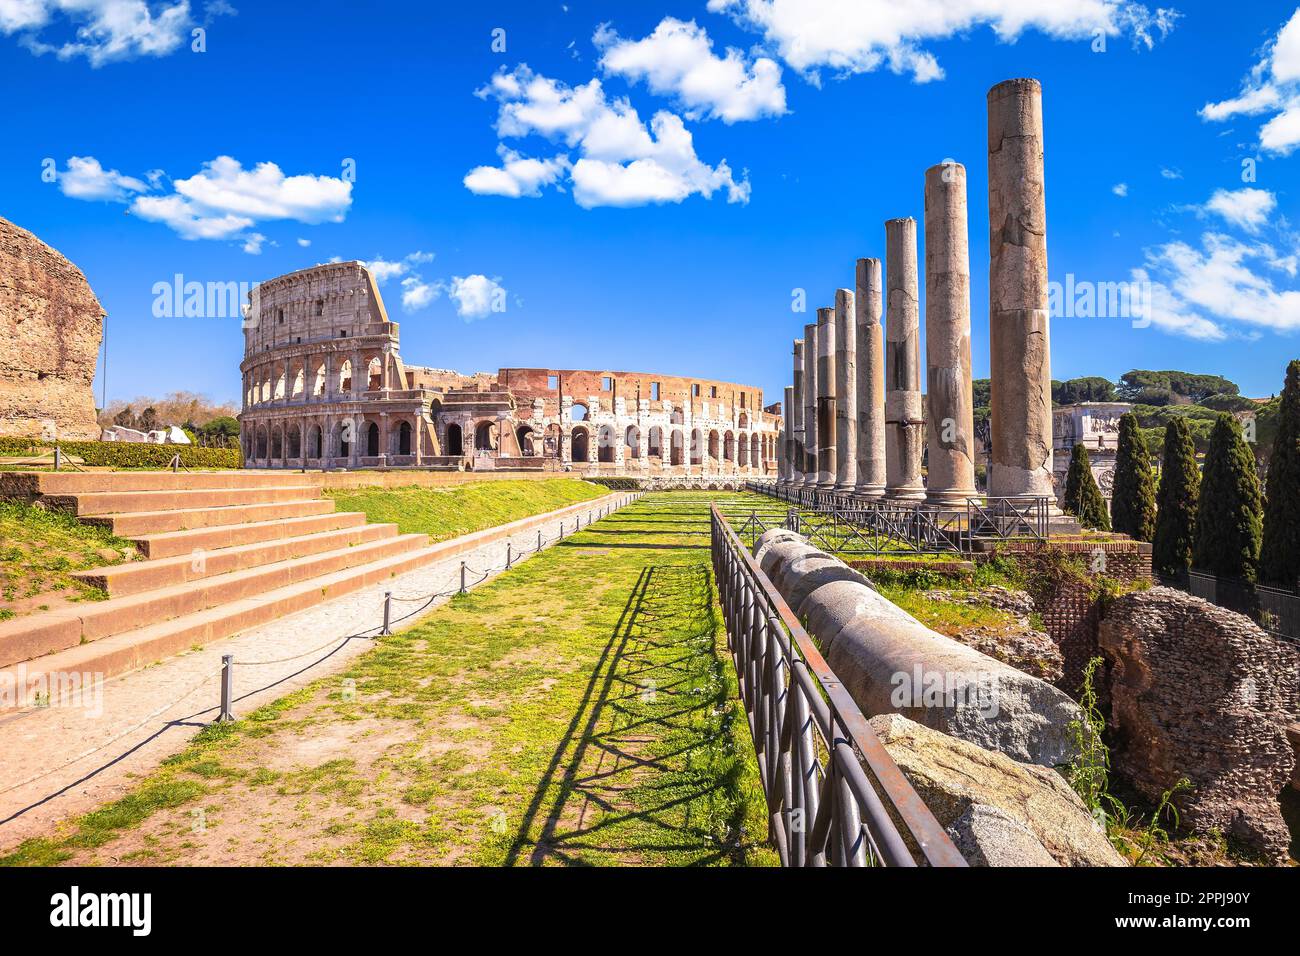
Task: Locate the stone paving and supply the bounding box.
[0,496,632,852]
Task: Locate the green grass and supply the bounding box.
[325,479,609,542]
[1,492,777,867]
[0,500,139,616]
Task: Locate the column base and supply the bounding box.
[925,489,980,507]
[854,484,887,500]
[884,487,927,501]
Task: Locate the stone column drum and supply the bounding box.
[791,339,805,486]
[987,78,1057,504]
[884,218,926,500]
[855,257,888,499]
[815,307,837,489]
[924,161,979,506]
[803,322,819,482]
[834,287,858,492]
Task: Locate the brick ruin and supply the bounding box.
[0,217,103,441]
[240,261,781,474]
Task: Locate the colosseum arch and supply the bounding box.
[398,421,412,456]
[446,422,463,457]
[474,420,497,452]
[625,425,640,459]
[255,425,267,460]
[271,425,283,460]
[339,359,353,393]
[751,433,761,468]
[724,430,736,462]
[287,422,302,459]
[598,424,616,463]
[571,426,591,462]
[670,428,684,465]
[308,424,322,458]
[570,402,589,423]
[335,420,351,458]
[739,412,749,429]
[738,432,749,467]
[707,429,720,465]
[366,421,380,457]
[312,362,326,397]
[648,426,663,459]
[292,366,305,398]
[367,357,382,392]
[691,428,704,466]
[516,424,536,456]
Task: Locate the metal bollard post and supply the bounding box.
[559,522,564,540]
[506,543,512,568]
[537,529,543,552]
[53,446,62,471]
[460,561,467,594]
[382,591,392,635]
[218,655,235,722]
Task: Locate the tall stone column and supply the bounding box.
[834,288,858,492]
[815,307,837,489]
[791,340,804,485]
[803,322,818,483]
[884,218,926,500]
[855,258,887,498]
[924,161,979,506]
[782,384,795,485]
[988,77,1057,505]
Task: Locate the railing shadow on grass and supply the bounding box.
[504,563,760,866]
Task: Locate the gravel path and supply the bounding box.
[0,495,634,852]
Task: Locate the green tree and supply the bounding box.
[1260,360,1300,588]
[1193,415,1263,582]
[1153,417,1200,578]
[1053,377,1116,406]
[1064,443,1111,531]
[1110,413,1157,541]
[112,406,136,428]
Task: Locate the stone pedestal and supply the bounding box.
[855,258,887,499]
[834,288,858,492]
[924,161,979,506]
[885,218,926,501]
[987,78,1058,506]
[791,339,805,486]
[815,307,837,489]
[803,322,819,484]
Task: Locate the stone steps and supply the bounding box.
[52,484,325,516]
[0,533,429,669]
[84,498,337,536]
[130,511,369,559]
[24,472,322,494]
[71,522,401,597]
[5,541,457,697]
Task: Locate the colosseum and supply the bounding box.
[239,261,782,478]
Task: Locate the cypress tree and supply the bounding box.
[1193,415,1263,582]
[1153,417,1200,577]
[1110,412,1157,541]
[1064,443,1111,531]
[1260,359,1300,588]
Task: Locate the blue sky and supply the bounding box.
[2,0,1299,410]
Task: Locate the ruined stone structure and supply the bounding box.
[884,218,926,500]
[1052,402,1133,506]
[854,258,887,499]
[0,217,103,441]
[241,262,780,475]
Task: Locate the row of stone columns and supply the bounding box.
[782,77,1054,508]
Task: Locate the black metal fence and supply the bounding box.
[1178,571,1300,644]
[710,503,966,867]
[743,481,1050,555]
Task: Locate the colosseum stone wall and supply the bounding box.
[240,262,781,476]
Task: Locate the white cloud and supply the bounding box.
[1200,9,1300,154]
[3,1,199,67]
[448,275,506,320]
[56,154,351,253]
[1112,182,1128,197]
[464,147,570,198]
[1200,187,1276,234]
[58,155,148,201]
[705,0,1178,84]
[400,276,441,311]
[468,63,750,208]
[594,17,786,123]
[1160,167,1182,179]
[359,251,432,286]
[297,237,311,247]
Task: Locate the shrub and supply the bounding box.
[57,441,242,470]
[1193,415,1263,582]
[1152,418,1200,578]
[1260,360,1300,588]
[1110,413,1156,541]
[1063,443,1110,531]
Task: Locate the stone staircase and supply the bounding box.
[0,471,440,686]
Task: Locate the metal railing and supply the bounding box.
[710,503,966,867]
[1178,571,1300,645]
[746,481,1050,554]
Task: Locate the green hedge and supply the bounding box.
[587,477,643,491]
[57,441,242,469]
[0,437,37,456]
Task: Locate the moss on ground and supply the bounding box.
[325,479,608,542]
[1,492,777,867]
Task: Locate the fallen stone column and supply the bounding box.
[752,528,1082,767]
[815,307,836,489]
[791,339,805,486]
[924,161,979,506]
[987,78,1058,505]
[834,287,858,492]
[855,257,888,498]
[803,322,819,483]
[885,217,926,500]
